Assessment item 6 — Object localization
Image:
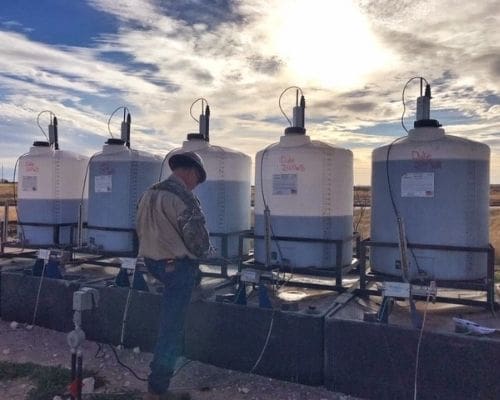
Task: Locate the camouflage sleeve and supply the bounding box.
[177,201,210,258]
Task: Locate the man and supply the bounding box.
[136,151,210,400]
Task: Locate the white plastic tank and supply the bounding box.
[86,111,162,254]
[370,81,490,280]
[161,99,252,258]
[254,89,353,268]
[17,115,88,246]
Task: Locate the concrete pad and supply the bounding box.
[1,270,81,332]
[325,294,500,400]
[184,279,350,386]
[81,285,162,352]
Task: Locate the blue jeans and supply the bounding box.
[145,257,198,395]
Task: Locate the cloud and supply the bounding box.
[0,0,499,185]
[344,102,378,113]
[156,0,245,29]
[0,19,34,33]
[247,55,283,75]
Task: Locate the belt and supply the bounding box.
[165,256,193,264]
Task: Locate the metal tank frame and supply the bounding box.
[357,238,497,311]
[3,197,79,250]
[17,222,79,248]
[236,230,361,292]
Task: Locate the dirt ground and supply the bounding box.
[0,320,361,400]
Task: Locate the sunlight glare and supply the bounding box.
[267,0,394,90]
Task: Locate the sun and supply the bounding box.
[265,0,394,90]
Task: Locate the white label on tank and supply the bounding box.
[37,249,51,261]
[272,174,297,195]
[120,257,137,270]
[383,282,410,298]
[95,175,112,193]
[21,176,37,191]
[401,172,434,197]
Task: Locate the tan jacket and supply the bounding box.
[136,175,209,260]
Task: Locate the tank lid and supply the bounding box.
[33,141,50,147]
[414,119,441,128]
[187,133,205,140]
[284,126,306,135]
[105,138,126,145]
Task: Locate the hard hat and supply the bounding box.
[169,151,207,183]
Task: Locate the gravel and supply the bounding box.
[0,320,363,399]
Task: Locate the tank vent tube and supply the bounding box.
[292,94,306,128]
[200,105,210,142]
[120,111,131,148]
[401,77,440,130]
[108,106,130,141]
[189,98,210,141]
[416,83,431,121]
[48,116,59,150]
[280,86,306,134]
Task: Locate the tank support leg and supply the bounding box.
[377,297,394,324]
[258,284,272,309]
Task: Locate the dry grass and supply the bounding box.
[0,183,15,201]
[0,183,17,223]
[491,185,500,206]
[491,208,500,262]
[353,208,371,240]
[0,208,17,222]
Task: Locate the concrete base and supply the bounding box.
[184,300,326,385]
[3,257,500,400]
[0,270,81,332]
[80,275,228,352]
[325,317,500,400]
[82,286,162,352]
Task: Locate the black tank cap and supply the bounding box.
[187,133,204,140]
[106,138,125,145]
[284,127,306,135]
[33,141,50,147]
[414,119,442,128]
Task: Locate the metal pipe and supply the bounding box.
[335,241,343,287]
[76,351,83,400]
[359,241,367,292]
[70,349,76,400]
[487,245,495,309]
[76,203,83,248]
[0,221,4,255]
[53,116,59,150]
[264,206,271,268]
[3,202,8,242]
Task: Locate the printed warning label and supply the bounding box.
[95,175,112,193]
[21,176,37,191]
[272,174,297,195]
[401,172,434,197]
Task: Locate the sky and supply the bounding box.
[0,0,499,184]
